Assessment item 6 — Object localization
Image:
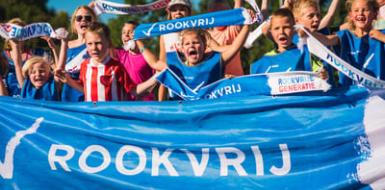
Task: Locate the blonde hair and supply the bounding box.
[3,18,26,51]
[22,56,51,78]
[292,0,320,18]
[179,29,210,47]
[346,0,379,29]
[70,6,97,34]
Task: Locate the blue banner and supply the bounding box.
[1,86,385,189]
[157,68,331,100]
[134,8,254,39]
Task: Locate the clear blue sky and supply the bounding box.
[47,0,125,22]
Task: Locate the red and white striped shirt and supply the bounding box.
[80,57,135,102]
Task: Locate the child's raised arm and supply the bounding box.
[319,0,340,30]
[9,40,24,88]
[136,40,167,71]
[221,25,249,63]
[311,31,339,46]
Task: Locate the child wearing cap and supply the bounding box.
[158,0,192,101]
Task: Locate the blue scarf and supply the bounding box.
[21,76,59,101]
[134,8,255,39]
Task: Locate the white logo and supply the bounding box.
[0,117,44,179]
[142,23,157,37]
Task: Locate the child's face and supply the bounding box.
[349,0,377,30]
[86,32,109,63]
[169,5,190,19]
[181,33,205,65]
[121,23,135,44]
[29,62,50,89]
[73,8,94,35]
[270,16,295,51]
[296,6,321,32]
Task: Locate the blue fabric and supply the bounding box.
[21,76,59,101]
[167,51,223,99]
[157,69,329,100]
[337,29,385,86]
[61,44,87,102]
[0,86,384,189]
[134,8,248,39]
[2,48,48,97]
[250,47,310,74]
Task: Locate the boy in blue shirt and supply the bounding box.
[251,8,328,80]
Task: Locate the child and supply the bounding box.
[291,0,337,85]
[60,5,97,102]
[158,0,192,101]
[313,0,385,86]
[113,21,156,101]
[9,30,68,101]
[251,9,319,76]
[147,24,250,100]
[2,18,54,97]
[64,22,157,102]
[207,0,244,77]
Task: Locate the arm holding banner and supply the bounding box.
[41,37,58,66]
[9,40,25,88]
[310,31,339,46]
[319,0,340,30]
[221,25,249,63]
[136,40,167,71]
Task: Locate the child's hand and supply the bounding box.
[297,28,307,38]
[88,1,95,9]
[9,39,21,50]
[225,74,235,79]
[369,29,385,41]
[55,28,69,41]
[317,67,328,80]
[54,68,67,83]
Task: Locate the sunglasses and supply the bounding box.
[75,15,92,22]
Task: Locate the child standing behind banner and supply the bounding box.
[207,0,244,77]
[291,0,338,85]
[2,18,54,97]
[64,22,158,102]
[8,29,69,101]
[250,9,329,79]
[60,5,97,102]
[312,0,385,86]
[148,25,250,100]
[113,21,156,101]
[158,0,192,101]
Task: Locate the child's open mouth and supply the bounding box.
[278,36,288,44]
[188,49,198,57]
[355,16,367,23]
